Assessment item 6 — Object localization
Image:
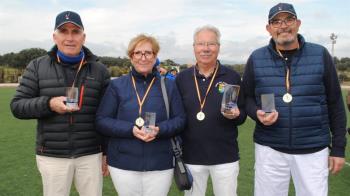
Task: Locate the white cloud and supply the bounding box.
[0,0,349,64]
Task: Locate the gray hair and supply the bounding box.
[193,25,221,45]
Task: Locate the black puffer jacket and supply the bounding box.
[10,46,110,158]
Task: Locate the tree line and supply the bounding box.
[0,48,246,78]
[335,57,350,82]
[2,48,349,82]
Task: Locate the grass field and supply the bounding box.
[1,87,350,195]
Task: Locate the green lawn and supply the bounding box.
[1,87,350,195]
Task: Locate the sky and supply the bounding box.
[0,0,349,64]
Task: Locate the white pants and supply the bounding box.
[184,162,239,196]
[254,143,329,196]
[108,166,173,196]
[36,153,103,196]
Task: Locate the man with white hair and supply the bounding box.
[176,25,246,196]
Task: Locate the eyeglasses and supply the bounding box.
[270,17,296,28]
[133,51,154,60]
[194,42,219,48]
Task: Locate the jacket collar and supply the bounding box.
[131,66,158,81]
[268,34,305,56]
[48,45,98,63]
[194,60,225,78]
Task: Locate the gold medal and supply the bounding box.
[135,117,145,127]
[276,46,298,105]
[131,75,156,127]
[283,93,293,103]
[196,111,205,121]
[193,63,219,122]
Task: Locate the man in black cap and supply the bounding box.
[10,11,110,196]
[243,3,346,196]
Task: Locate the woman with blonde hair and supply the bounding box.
[96,34,186,196]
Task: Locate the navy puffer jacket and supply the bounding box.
[96,68,186,171]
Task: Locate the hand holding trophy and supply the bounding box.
[66,86,80,110]
[221,84,240,119]
[257,93,278,125]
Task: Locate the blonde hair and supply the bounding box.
[127,34,160,58]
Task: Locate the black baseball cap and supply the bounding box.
[54,11,84,30]
[268,3,297,21]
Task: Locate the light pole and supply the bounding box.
[330,33,338,58]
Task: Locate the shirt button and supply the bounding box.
[202,79,205,82]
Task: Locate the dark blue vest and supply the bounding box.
[252,35,331,149]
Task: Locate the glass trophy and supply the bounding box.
[66,87,79,109]
[143,112,156,133]
[261,93,275,113]
[221,84,240,114]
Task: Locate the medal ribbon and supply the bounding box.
[57,54,85,88]
[193,63,219,112]
[131,76,156,116]
[276,49,290,93]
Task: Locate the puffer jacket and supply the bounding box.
[10,45,110,158]
[96,68,186,171]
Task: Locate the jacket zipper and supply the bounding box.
[282,57,293,148]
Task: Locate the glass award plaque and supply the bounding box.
[221,84,240,114]
[143,112,156,133]
[261,93,275,113]
[66,87,79,109]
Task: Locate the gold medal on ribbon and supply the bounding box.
[276,47,297,104]
[57,54,85,109]
[193,63,219,121]
[131,75,156,127]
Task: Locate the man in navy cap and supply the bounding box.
[11,11,110,196]
[243,3,346,196]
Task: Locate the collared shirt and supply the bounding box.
[176,62,247,165]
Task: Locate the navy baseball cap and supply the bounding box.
[54,11,84,30]
[268,3,297,21]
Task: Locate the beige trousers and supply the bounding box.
[36,153,103,196]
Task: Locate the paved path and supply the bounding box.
[342,85,350,90]
[0,83,18,87]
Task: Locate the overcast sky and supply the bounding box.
[0,0,349,64]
